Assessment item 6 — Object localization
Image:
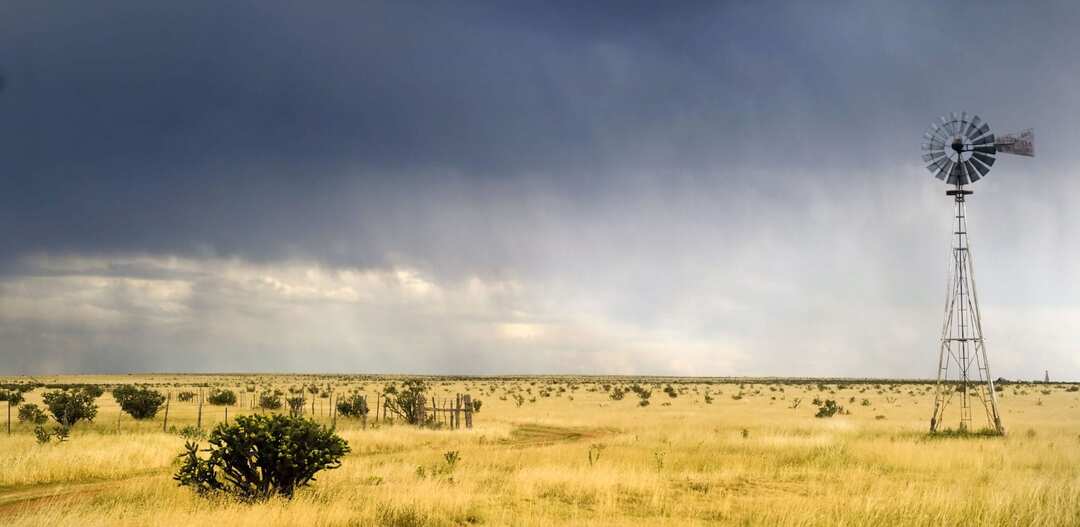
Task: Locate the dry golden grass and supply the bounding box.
[2,375,1079,526]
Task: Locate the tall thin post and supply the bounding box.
[162,392,170,432]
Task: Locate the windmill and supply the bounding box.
[921,112,1033,435]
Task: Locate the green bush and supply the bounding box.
[177,391,197,402]
[80,385,105,398]
[0,389,25,405]
[286,395,306,417]
[175,414,350,500]
[207,389,237,406]
[112,385,167,420]
[336,393,369,418]
[178,425,205,440]
[384,380,426,424]
[815,399,843,418]
[259,392,283,410]
[42,390,99,425]
[18,403,48,425]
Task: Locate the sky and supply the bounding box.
[1,1,1078,378]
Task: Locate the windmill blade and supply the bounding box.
[923,138,947,151]
[995,129,1035,157]
[964,160,982,183]
[934,159,954,181]
[969,123,991,141]
[972,152,996,168]
[939,115,955,136]
[923,151,946,163]
[927,123,950,143]
[947,112,959,133]
[957,159,972,185]
[969,155,993,177]
[972,133,995,146]
[945,159,965,184]
[927,157,949,174]
[965,115,983,138]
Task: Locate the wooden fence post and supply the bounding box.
[162,392,170,432]
[455,394,462,430]
[463,394,472,429]
[197,387,204,429]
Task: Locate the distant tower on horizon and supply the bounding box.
[920,113,1034,435]
[1045,370,1050,383]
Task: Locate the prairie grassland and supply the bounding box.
[2,375,1079,526]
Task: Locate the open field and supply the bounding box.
[2,374,1080,526]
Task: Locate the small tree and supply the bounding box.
[259,393,283,410]
[175,414,350,500]
[112,385,167,420]
[286,395,306,417]
[1,390,25,434]
[177,391,197,402]
[42,389,98,426]
[207,389,237,406]
[18,403,48,425]
[336,393,369,418]
[384,380,426,424]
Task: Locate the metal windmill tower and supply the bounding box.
[921,113,1033,435]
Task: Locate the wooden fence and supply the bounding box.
[162,388,474,431]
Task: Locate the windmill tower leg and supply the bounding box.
[929,185,1004,435]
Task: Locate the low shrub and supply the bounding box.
[175,414,350,500]
[259,393,283,410]
[286,395,306,417]
[207,389,237,406]
[18,403,48,425]
[336,393,369,418]
[112,385,167,420]
[815,399,844,418]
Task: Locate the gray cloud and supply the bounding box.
[1,1,1078,378]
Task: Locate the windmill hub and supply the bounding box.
[920,112,1034,436]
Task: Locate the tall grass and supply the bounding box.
[1,375,1078,526]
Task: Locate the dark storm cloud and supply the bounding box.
[2,1,1079,377]
[0,0,999,266]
